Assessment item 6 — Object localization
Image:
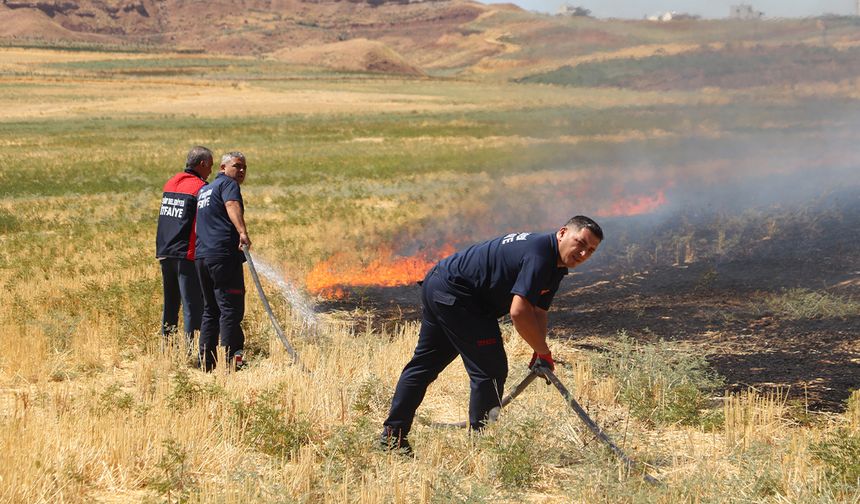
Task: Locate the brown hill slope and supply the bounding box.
[1,0,491,50]
[1,0,508,72]
[271,38,424,75]
[0,2,115,42]
[5,0,860,79]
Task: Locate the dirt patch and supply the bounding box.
[270,38,424,76]
[0,7,115,42]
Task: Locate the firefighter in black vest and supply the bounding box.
[194,152,251,371]
[155,146,213,349]
[381,216,603,455]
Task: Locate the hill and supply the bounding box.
[270,38,425,75]
[5,0,860,80]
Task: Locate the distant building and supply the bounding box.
[646,11,700,22]
[730,4,763,19]
[647,11,675,22]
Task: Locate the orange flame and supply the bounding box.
[598,189,667,217]
[306,244,456,300]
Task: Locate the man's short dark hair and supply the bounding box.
[564,215,603,241]
[185,146,213,170]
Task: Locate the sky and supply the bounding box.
[480,0,858,18]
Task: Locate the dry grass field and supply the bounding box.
[1,42,859,503]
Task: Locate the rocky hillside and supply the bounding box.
[4,0,860,79]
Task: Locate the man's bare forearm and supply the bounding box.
[225,200,250,248]
[510,295,550,354]
[225,200,246,233]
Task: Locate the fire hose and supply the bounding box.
[441,365,662,486]
[242,245,301,365]
[535,365,662,486]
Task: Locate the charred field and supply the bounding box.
[319,187,860,411]
[313,116,860,413]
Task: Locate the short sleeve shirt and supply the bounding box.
[436,232,568,318]
[194,173,244,260]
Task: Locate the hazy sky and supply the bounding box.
[480,0,857,18]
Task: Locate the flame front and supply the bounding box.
[599,190,667,217]
[306,244,455,299]
[305,182,673,300]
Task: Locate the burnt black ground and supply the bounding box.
[317,192,860,411]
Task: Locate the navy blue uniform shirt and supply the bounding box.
[436,232,568,318]
[194,173,244,261]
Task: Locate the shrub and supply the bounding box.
[757,288,860,320]
[812,429,860,489]
[94,383,134,415]
[0,209,19,234]
[149,438,196,503]
[595,332,724,427]
[351,375,390,414]
[322,415,375,476]
[483,417,543,489]
[167,370,223,410]
[430,471,491,504]
[235,390,312,459]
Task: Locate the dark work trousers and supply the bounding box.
[384,268,508,437]
[160,258,203,344]
[195,256,245,371]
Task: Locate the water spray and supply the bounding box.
[247,252,320,331]
[242,245,302,365]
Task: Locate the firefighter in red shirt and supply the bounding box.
[155,146,213,350]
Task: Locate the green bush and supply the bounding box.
[482,417,543,489]
[351,375,391,414]
[812,429,860,489]
[595,332,724,427]
[94,383,134,415]
[235,390,312,459]
[149,438,196,503]
[758,288,860,320]
[430,471,491,504]
[322,416,375,477]
[0,209,18,234]
[167,370,223,410]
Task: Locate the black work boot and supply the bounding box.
[378,427,414,457]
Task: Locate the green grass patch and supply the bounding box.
[812,429,860,490]
[0,38,192,54]
[758,288,860,320]
[595,332,724,427]
[234,389,313,459]
[520,45,860,90]
[46,57,258,77]
[482,417,544,489]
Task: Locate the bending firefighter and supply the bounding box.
[381,216,603,455]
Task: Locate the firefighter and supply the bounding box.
[381,216,603,455]
[155,146,213,349]
[194,152,251,371]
